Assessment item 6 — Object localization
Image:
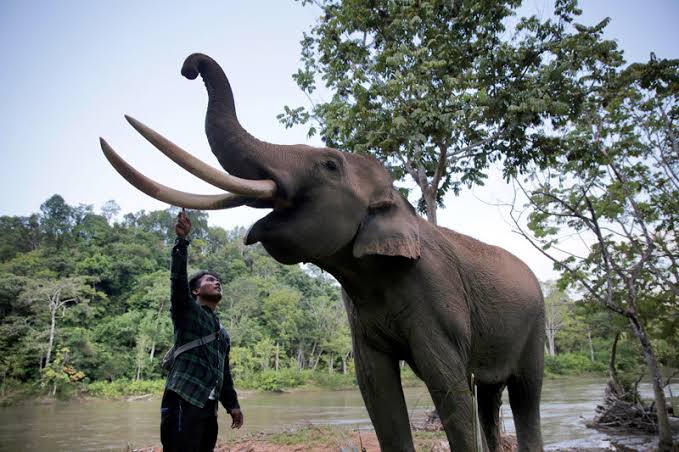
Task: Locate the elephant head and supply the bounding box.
[101,53,420,267]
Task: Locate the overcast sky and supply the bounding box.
[1,1,677,281]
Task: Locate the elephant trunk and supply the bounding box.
[182,53,289,196]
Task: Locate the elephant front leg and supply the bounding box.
[413,348,482,451]
[353,340,415,452]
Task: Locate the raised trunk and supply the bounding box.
[182,53,289,192]
[628,315,674,450]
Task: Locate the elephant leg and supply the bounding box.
[507,374,543,451]
[353,341,415,452]
[412,351,478,451]
[477,383,505,452]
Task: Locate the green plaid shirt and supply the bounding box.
[165,237,239,411]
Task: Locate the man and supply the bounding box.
[160,209,243,452]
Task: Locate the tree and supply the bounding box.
[21,277,91,370]
[513,57,678,450]
[542,281,572,357]
[281,0,618,223]
[39,194,74,248]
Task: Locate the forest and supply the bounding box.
[0,194,675,401]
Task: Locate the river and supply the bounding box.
[0,376,674,451]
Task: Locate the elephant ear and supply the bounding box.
[353,190,421,260]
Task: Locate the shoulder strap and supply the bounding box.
[172,330,220,359]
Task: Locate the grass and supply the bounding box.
[267,425,350,446]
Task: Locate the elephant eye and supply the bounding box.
[322,160,339,172]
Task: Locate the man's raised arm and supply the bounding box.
[170,209,194,322]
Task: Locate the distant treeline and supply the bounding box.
[0,195,351,396]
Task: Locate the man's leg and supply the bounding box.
[160,390,209,452]
[199,400,219,452]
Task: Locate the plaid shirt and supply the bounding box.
[165,237,239,411]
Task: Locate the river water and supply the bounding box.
[0,377,674,451]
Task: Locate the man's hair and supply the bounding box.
[188,270,222,299]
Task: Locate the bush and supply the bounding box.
[237,369,307,391]
[544,353,606,375]
[310,372,356,390]
[86,379,165,398]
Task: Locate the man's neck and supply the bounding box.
[196,297,218,311]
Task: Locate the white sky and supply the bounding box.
[0,1,677,282]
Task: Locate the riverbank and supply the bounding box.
[130,427,481,452]
[1,367,610,406]
[128,425,656,451]
[2,377,675,450]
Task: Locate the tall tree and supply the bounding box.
[513,57,678,450]
[281,0,618,223]
[21,277,90,370]
[542,281,572,357]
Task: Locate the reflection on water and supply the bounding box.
[0,377,674,451]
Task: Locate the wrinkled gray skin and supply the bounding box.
[182,53,545,452]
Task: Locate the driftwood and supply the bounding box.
[413,409,518,451]
[588,332,674,435]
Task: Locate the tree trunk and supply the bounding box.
[308,342,317,369]
[546,329,556,357]
[312,350,322,371]
[275,343,280,372]
[296,345,304,370]
[328,353,334,374]
[45,307,57,368]
[423,187,438,225]
[587,327,595,362]
[628,315,674,450]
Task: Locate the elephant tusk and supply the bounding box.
[100,138,253,210]
[124,115,276,199]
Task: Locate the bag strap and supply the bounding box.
[172,326,227,360]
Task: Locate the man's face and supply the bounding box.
[193,274,222,302]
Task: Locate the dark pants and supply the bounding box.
[160,390,218,452]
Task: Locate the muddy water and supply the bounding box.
[0,377,674,451]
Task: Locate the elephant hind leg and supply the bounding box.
[507,374,543,452]
[477,383,505,452]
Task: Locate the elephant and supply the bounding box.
[100,53,545,452]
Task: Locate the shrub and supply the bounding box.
[544,353,606,375]
[86,379,165,398]
[240,369,306,391]
[310,372,356,390]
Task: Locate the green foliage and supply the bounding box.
[284,0,621,221]
[544,353,606,375]
[85,379,166,398]
[0,196,352,398]
[239,369,307,391]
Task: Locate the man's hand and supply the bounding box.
[229,408,243,429]
[175,208,192,239]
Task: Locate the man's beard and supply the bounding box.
[202,292,222,303]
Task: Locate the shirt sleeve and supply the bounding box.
[220,348,240,411]
[170,237,193,324]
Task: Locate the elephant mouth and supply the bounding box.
[99,115,279,210]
